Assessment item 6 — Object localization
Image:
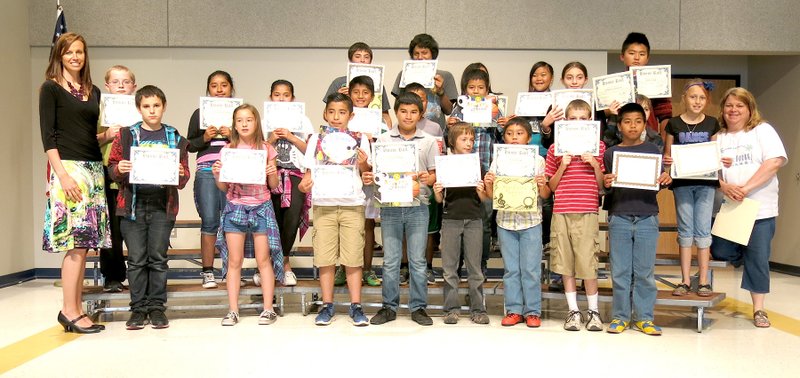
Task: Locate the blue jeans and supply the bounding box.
[608,215,659,322]
[121,196,175,313]
[441,218,484,312]
[711,217,775,293]
[498,225,543,316]
[480,199,493,268]
[673,185,715,248]
[380,205,429,312]
[194,169,228,235]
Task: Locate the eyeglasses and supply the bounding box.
[108,80,134,86]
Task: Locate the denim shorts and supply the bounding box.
[672,185,714,248]
[221,203,271,234]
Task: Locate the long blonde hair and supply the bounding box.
[229,104,265,149]
[46,32,93,99]
[718,87,763,132]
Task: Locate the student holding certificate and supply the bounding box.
[212,104,283,326]
[186,71,235,289]
[619,32,672,134]
[520,61,556,157]
[40,33,111,333]
[711,88,787,328]
[602,103,671,336]
[108,86,190,330]
[323,42,392,127]
[663,79,721,297]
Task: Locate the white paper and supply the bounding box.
[311,165,358,199]
[373,142,418,174]
[348,108,383,135]
[219,148,267,185]
[435,153,481,188]
[612,151,662,191]
[554,121,601,156]
[515,92,554,117]
[592,72,636,111]
[399,60,438,88]
[711,197,760,245]
[671,141,722,177]
[670,163,718,180]
[458,96,493,124]
[262,102,306,133]
[374,173,414,204]
[552,89,594,119]
[493,144,539,177]
[199,97,244,129]
[347,63,384,92]
[129,147,180,186]
[100,94,141,127]
[631,65,672,99]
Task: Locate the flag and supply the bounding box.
[46,3,67,196]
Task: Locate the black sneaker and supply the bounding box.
[369,307,397,325]
[411,309,433,326]
[126,311,148,330]
[149,309,170,329]
[103,280,123,293]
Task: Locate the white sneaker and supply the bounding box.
[284,271,297,286]
[221,311,239,326]
[201,271,217,289]
[253,272,261,286]
[259,309,278,325]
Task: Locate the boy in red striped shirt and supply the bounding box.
[544,99,606,332]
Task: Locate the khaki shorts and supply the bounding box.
[549,213,599,279]
[312,205,365,267]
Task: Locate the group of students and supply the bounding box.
[41,30,786,334]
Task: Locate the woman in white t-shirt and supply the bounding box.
[712,87,787,328]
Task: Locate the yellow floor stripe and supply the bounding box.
[0,326,82,374]
[716,298,800,337]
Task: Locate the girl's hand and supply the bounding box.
[581,153,599,168]
[663,155,673,165]
[721,156,733,168]
[477,181,486,193]
[542,106,564,129]
[203,126,218,142]
[433,182,444,194]
[218,126,231,138]
[362,171,374,185]
[118,160,133,174]
[211,160,222,176]
[608,101,621,116]
[178,163,185,177]
[59,174,83,202]
[497,115,515,127]
[657,172,672,186]
[484,172,495,186]
[603,173,616,188]
[273,128,289,140]
[447,116,459,126]
[266,164,277,177]
[560,155,572,167]
[535,174,547,187]
[337,86,349,95]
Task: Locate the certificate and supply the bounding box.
[592,72,636,111]
[493,177,539,212]
[631,65,672,99]
[671,141,721,177]
[311,165,358,199]
[670,163,718,180]
[263,102,306,132]
[347,63,384,92]
[373,142,418,174]
[100,94,140,127]
[552,89,594,119]
[553,121,601,156]
[493,144,538,177]
[399,60,438,88]
[348,107,383,135]
[611,151,662,191]
[199,97,244,129]
[515,92,554,117]
[435,153,481,188]
[374,173,414,205]
[218,148,267,185]
[711,197,760,245]
[457,96,492,124]
[129,147,179,186]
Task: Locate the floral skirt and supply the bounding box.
[43,160,111,252]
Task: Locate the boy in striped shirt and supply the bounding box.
[544,99,606,332]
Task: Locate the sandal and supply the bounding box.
[753,310,771,328]
[672,283,690,296]
[697,284,713,297]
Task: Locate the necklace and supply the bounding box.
[686,122,699,133]
[66,81,83,100]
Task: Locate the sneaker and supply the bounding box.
[697,284,713,297]
[221,311,239,326]
[283,271,297,286]
[411,309,433,326]
[103,280,123,293]
[258,309,278,325]
[201,271,218,289]
[149,309,169,329]
[443,311,459,324]
[525,315,542,328]
[315,303,335,326]
[672,283,689,296]
[399,267,410,285]
[349,304,369,326]
[370,307,397,325]
[549,276,564,292]
[585,310,603,331]
[501,313,524,327]
[334,266,346,286]
[126,311,148,330]
[253,272,261,286]
[634,320,662,336]
[607,318,629,334]
[563,310,583,331]
[426,268,435,284]
[470,311,490,325]
[362,269,381,287]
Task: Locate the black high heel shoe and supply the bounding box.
[57,312,101,334]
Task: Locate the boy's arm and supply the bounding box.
[176,139,191,189]
[476,181,489,201]
[537,175,551,198]
[483,171,495,197]
[298,169,313,194]
[433,182,444,203]
[547,155,569,191]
